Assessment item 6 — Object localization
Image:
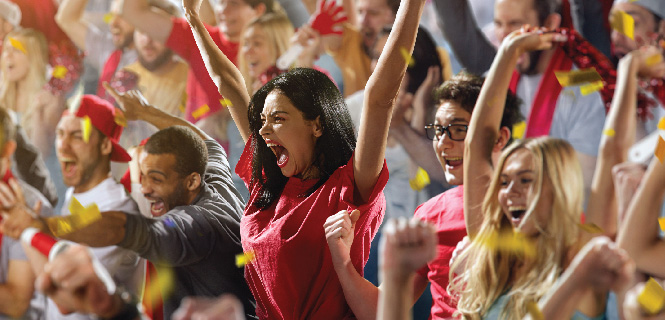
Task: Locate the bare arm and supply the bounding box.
[389,122,447,184]
[0,259,35,318]
[120,0,174,44]
[199,0,218,26]
[55,0,90,50]
[355,0,425,202]
[184,0,251,142]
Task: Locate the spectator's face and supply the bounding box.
[216,0,263,42]
[0,38,29,82]
[494,0,541,74]
[357,0,395,50]
[610,3,660,60]
[242,25,275,79]
[134,30,173,71]
[433,102,471,186]
[56,115,108,191]
[498,148,553,237]
[139,151,189,217]
[108,14,135,49]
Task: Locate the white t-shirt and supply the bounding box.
[46,178,145,320]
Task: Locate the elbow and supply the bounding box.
[5,296,30,318]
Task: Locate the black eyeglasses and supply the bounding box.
[424,124,468,141]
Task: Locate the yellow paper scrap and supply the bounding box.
[409,167,431,191]
[646,54,663,67]
[578,222,604,234]
[639,278,665,315]
[67,84,84,114]
[580,81,604,96]
[8,37,27,54]
[114,109,127,127]
[52,65,68,79]
[475,230,536,258]
[236,251,255,267]
[191,104,210,120]
[555,68,603,87]
[603,128,616,137]
[103,13,114,24]
[655,136,665,163]
[659,217,665,231]
[399,47,415,68]
[220,98,233,107]
[512,121,526,140]
[145,266,175,303]
[526,302,544,320]
[658,117,665,130]
[81,116,92,143]
[610,10,635,40]
[49,197,102,237]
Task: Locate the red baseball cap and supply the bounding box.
[69,95,132,162]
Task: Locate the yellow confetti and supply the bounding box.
[81,115,92,143]
[191,104,210,120]
[236,251,255,267]
[603,128,616,137]
[578,222,604,234]
[474,230,536,258]
[103,12,114,24]
[658,217,665,231]
[610,10,634,40]
[114,109,127,127]
[639,278,665,315]
[219,99,233,107]
[52,65,68,79]
[145,265,175,303]
[646,54,663,67]
[399,47,415,68]
[409,167,431,191]
[67,84,84,114]
[656,136,665,163]
[512,121,526,140]
[47,197,102,237]
[526,302,544,320]
[658,117,665,130]
[580,81,604,96]
[8,37,27,54]
[555,68,603,87]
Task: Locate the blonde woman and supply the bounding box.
[450,26,633,319]
[0,28,64,158]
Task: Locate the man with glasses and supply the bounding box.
[325,73,523,318]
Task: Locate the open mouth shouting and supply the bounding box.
[58,156,78,179]
[146,196,167,216]
[444,156,463,170]
[508,206,527,226]
[266,139,289,168]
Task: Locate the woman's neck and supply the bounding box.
[13,79,31,112]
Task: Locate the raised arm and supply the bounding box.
[586,46,664,240]
[463,28,565,236]
[120,0,174,44]
[55,0,91,50]
[183,0,251,143]
[354,0,425,202]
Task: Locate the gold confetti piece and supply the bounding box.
[236,251,255,267]
[655,136,665,163]
[48,197,102,237]
[52,65,68,79]
[554,68,603,87]
[8,37,27,54]
[658,117,665,130]
[103,12,114,24]
[474,230,536,258]
[409,167,431,191]
[219,98,233,107]
[658,217,665,231]
[639,278,665,315]
[145,266,175,303]
[610,10,634,40]
[512,121,526,140]
[578,222,604,234]
[67,84,84,114]
[646,54,663,67]
[580,81,604,96]
[81,116,92,143]
[399,47,415,68]
[114,109,127,127]
[603,128,616,137]
[526,302,544,320]
[191,104,210,120]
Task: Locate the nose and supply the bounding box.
[140,178,152,195]
[436,129,454,148]
[259,121,271,137]
[496,26,512,44]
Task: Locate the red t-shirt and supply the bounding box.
[414,185,466,319]
[166,18,239,122]
[237,141,388,320]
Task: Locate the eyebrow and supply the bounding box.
[261,111,289,117]
[147,170,167,178]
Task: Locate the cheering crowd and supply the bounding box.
[0,0,664,319]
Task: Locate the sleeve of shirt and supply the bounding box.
[166,17,224,63]
[6,237,27,261]
[551,89,606,156]
[84,24,114,71]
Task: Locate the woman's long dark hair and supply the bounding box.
[247,68,356,209]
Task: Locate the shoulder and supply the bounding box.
[92,178,140,213]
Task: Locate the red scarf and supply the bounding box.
[96,49,123,97]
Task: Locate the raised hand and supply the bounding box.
[379,218,437,278]
[0,179,42,239]
[567,236,635,294]
[324,209,360,266]
[504,25,568,54]
[309,0,347,36]
[630,45,665,80]
[102,83,151,122]
[173,295,246,320]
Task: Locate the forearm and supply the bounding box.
[55,0,89,49]
[390,124,446,184]
[377,273,414,320]
[537,273,589,319]
[185,10,251,143]
[120,0,172,44]
[45,212,127,248]
[199,0,218,26]
[137,103,212,141]
[0,260,34,318]
[0,285,31,318]
[334,260,379,320]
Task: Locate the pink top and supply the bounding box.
[237,140,388,319]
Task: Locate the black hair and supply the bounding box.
[144,126,208,177]
[247,68,356,209]
[534,0,562,25]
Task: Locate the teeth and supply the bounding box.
[509,206,527,211]
[266,143,278,147]
[445,157,462,161]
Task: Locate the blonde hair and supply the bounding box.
[238,13,293,93]
[450,137,583,320]
[0,28,49,124]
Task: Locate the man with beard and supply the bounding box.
[1,88,255,319]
